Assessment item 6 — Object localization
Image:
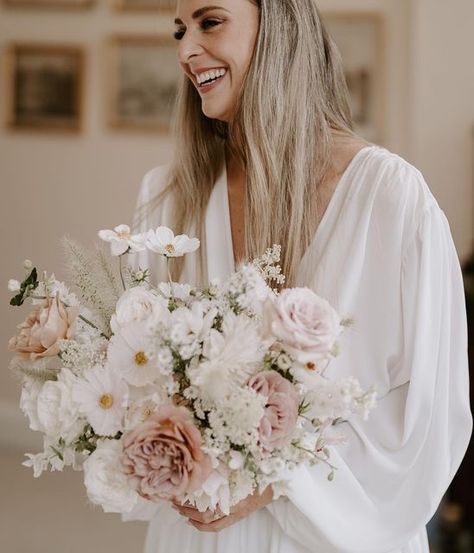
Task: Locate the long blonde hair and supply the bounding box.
[146,0,354,286]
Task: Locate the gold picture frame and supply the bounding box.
[4,43,85,133]
[322,11,386,145]
[114,0,175,13]
[3,0,94,9]
[106,34,180,133]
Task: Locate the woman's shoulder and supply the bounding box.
[362,146,436,214]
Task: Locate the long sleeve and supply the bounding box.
[267,203,472,552]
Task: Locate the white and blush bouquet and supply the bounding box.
[7,224,375,516]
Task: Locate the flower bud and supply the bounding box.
[23,259,33,270]
[8,279,21,293]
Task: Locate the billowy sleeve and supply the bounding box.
[266,203,472,552]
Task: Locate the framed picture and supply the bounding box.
[114,0,175,12]
[322,12,385,144]
[3,0,94,8]
[4,43,85,132]
[106,35,180,132]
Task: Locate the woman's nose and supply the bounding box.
[177,31,204,64]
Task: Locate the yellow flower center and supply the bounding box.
[135,351,149,366]
[306,362,317,371]
[164,244,175,255]
[99,393,114,410]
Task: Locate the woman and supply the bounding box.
[127,0,473,551]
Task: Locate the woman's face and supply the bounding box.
[175,0,260,122]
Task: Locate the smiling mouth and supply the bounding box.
[199,73,226,89]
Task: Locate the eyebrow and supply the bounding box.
[174,5,230,25]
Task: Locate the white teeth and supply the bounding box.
[197,68,227,85]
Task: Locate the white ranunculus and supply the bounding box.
[144,226,200,258]
[20,380,45,432]
[83,439,138,513]
[98,224,145,256]
[36,369,80,440]
[264,287,343,365]
[111,286,169,334]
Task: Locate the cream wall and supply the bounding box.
[1,0,474,439]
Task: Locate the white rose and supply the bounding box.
[36,369,80,440]
[83,439,138,513]
[264,287,343,365]
[20,380,44,432]
[111,287,169,334]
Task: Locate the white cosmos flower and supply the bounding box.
[72,367,129,436]
[106,322,158,387]
[98,224,145,256]
[144,226,200,257]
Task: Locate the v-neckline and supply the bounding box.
[207,145,378,281]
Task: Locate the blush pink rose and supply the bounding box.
[122,404,212,501]
[249,371,299,452]
[264,287,342,365]
[8,294,79,360]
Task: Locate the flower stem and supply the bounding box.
[119,255,126,291]
[78,315,109,340]
[166,257,175,302]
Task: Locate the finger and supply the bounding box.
[173,504,221,524]
[187,516,230,533]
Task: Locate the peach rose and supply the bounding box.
[122,405,212,501]
[249,371,299,452]
[8,294,79,360]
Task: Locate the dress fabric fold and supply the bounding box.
[125,146,472,553]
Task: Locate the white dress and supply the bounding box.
[125,145,472,553]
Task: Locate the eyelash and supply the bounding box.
[174,19,222,41]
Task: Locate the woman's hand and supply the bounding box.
[171,485,274,533]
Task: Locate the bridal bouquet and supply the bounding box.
[7,224,375,515]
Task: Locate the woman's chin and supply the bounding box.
[201,103,231,123]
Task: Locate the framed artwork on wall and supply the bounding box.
[3,0,94,8]
[4,43,85,133]
[106,35,180,132]
[114,0,175,12]
[322,12,385,144]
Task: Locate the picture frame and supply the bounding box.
[114,0,175,13]
[106,35,180,132]
[4,43,85,133]
[322,12,385,144]
[3,0,94,9]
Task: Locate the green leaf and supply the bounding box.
[9,267,39,307]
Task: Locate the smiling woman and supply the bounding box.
[172,2,259,122]
[126,0,473,552]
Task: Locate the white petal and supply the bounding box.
[98,229,116,242]
[111,239,129,256]
[113,224,131,236]
[153,226,175,245]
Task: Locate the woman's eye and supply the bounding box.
[201,19,221,30]
[174,29,185,41]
